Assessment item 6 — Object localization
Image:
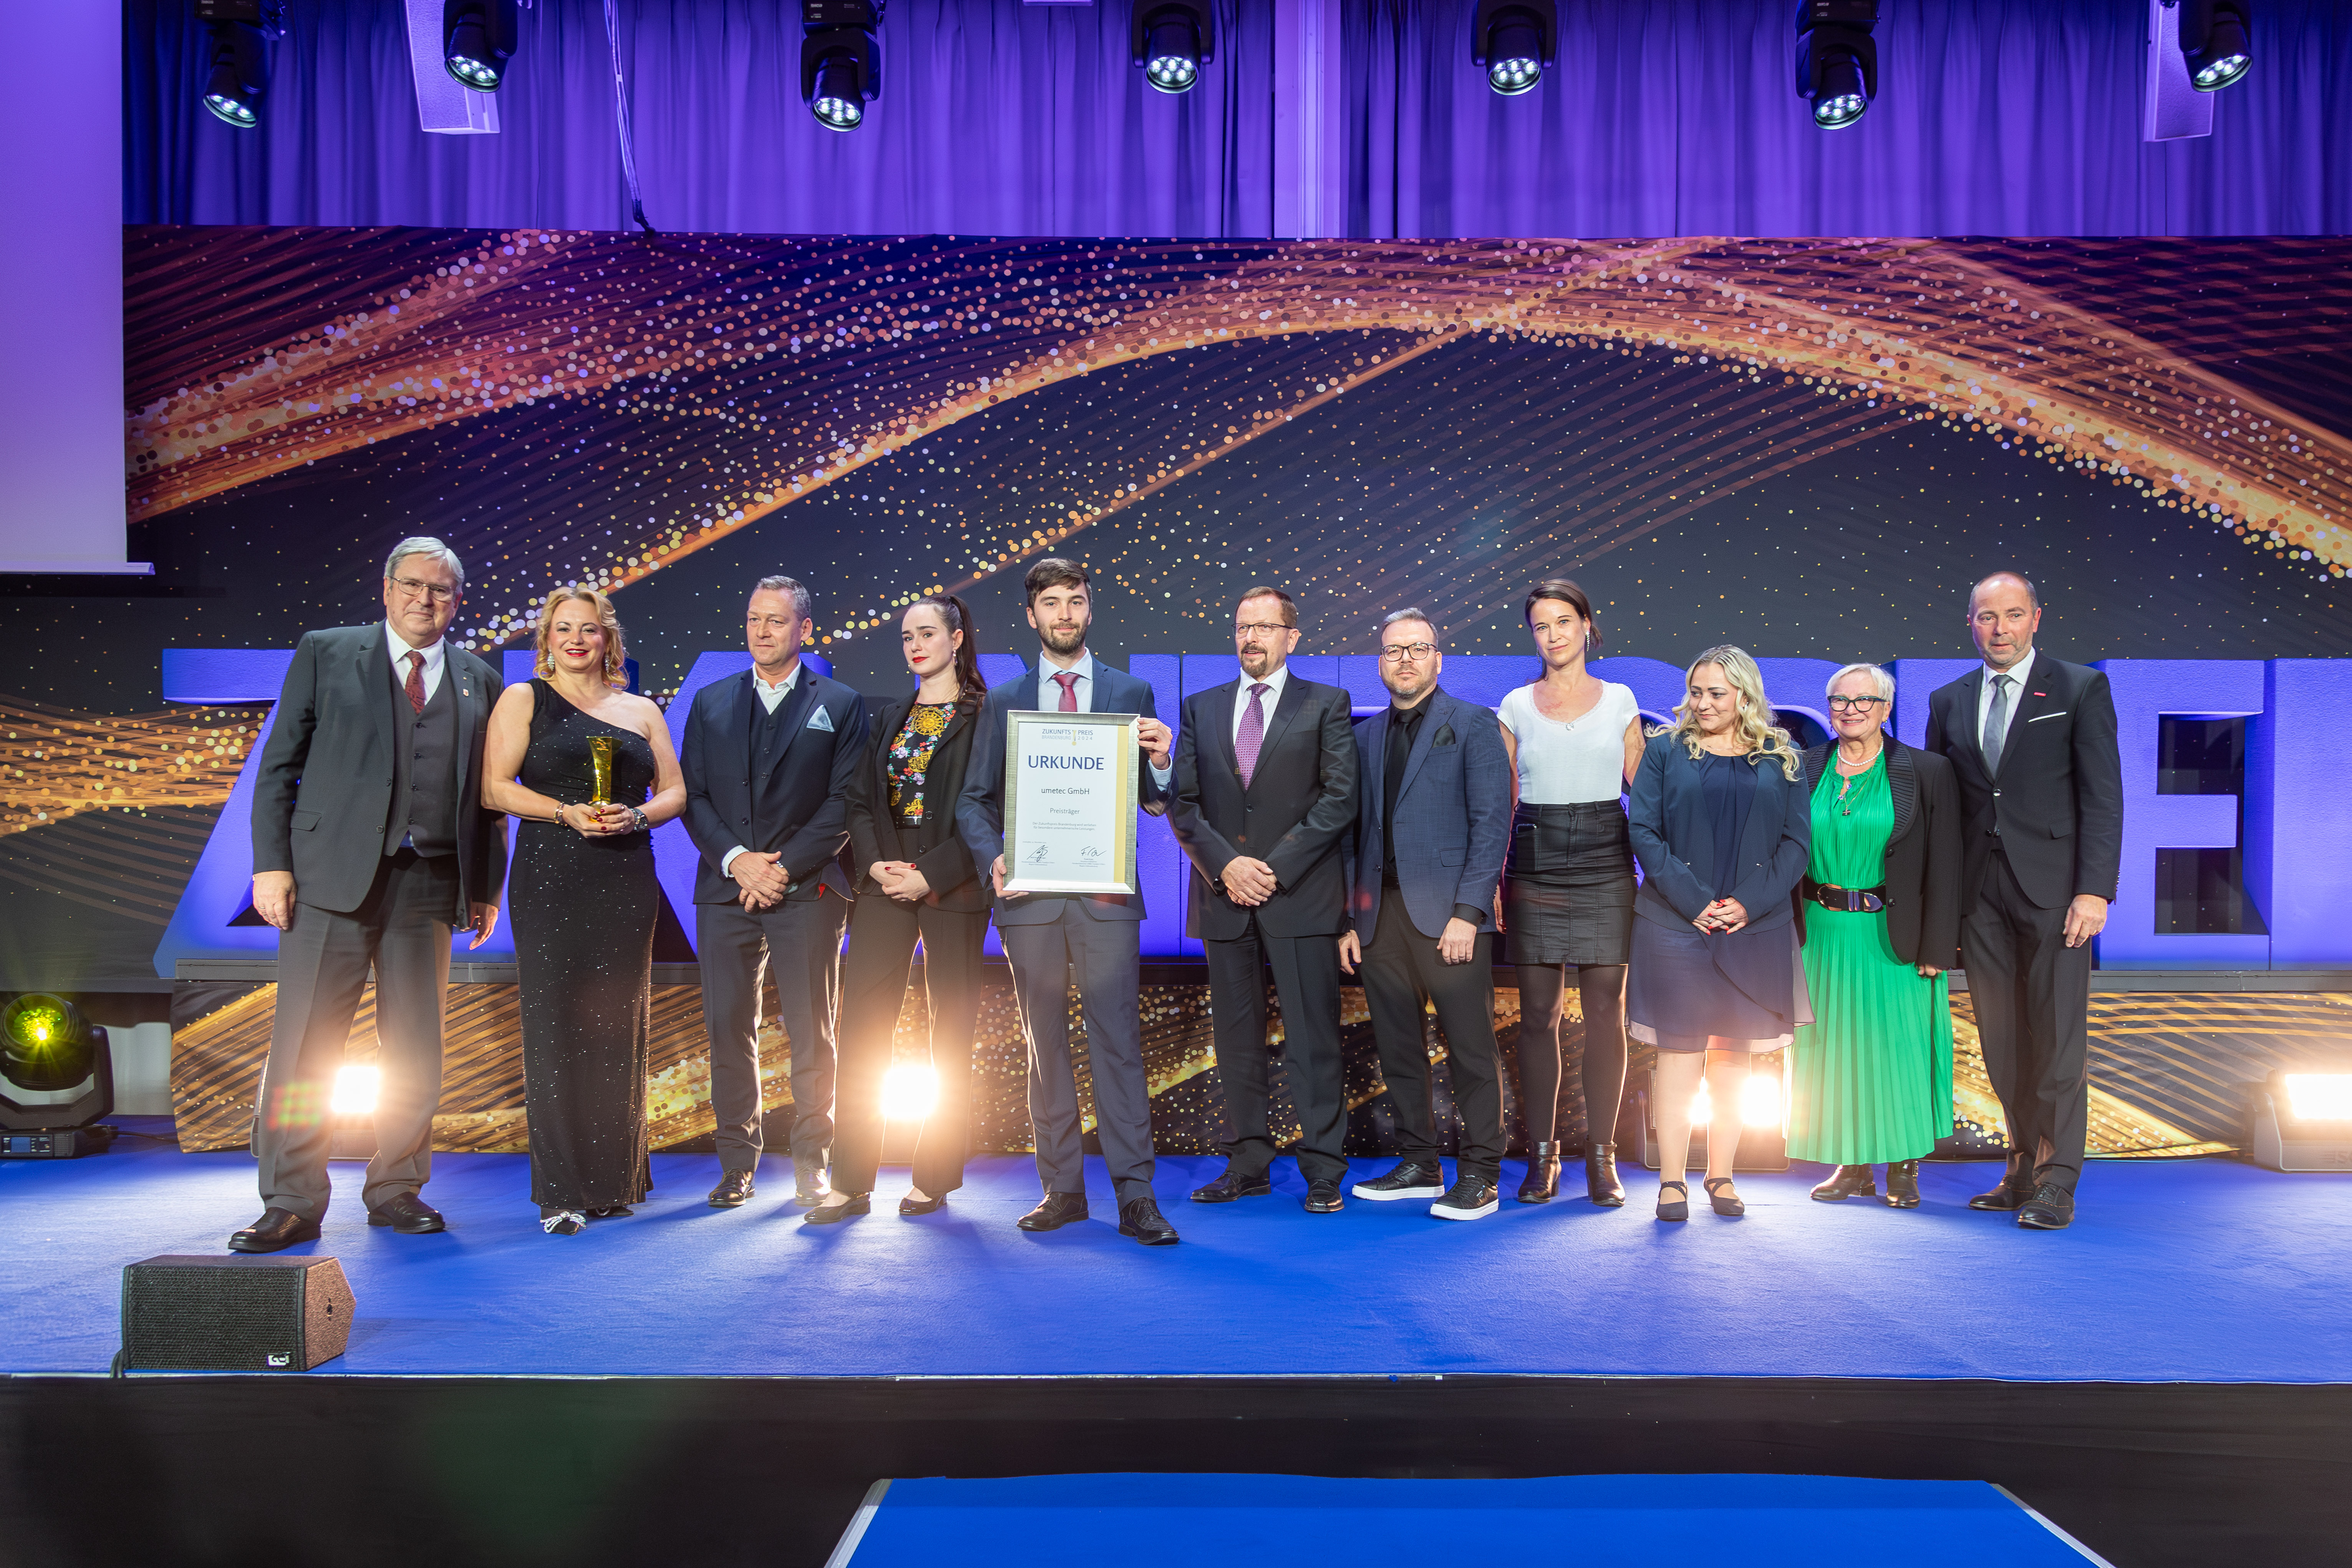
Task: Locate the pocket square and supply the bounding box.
[1434,725,1456,746]
[2026,712,2066,723]
[807,706,835,732]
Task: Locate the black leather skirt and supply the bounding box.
[1502,801,1637,967]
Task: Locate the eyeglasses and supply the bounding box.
[389,575,457,603]
[1827,695,1888,712]
[1378,642,1439,662]
[1235,622,1291,638]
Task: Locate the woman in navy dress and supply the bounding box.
[1625,646,1811,1222]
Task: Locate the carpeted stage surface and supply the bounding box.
[6,1126,2349,1382]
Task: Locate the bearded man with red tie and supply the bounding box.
[1171,587,1362,1213]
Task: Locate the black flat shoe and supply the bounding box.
[708,1170,756,1208]
[366,1192,446,1233]
[1190,1169,1273,1203]
[1584,1143,1626,1207]
[804,1194,871,1225]
[539,1208,586,1235]
[1811,1164,1878,1202]
[1352,1160,1445,1201]
[2016,1182,2075,1230]
[228,1207,320,1253]
[1656,1180,1689,1222]
[1517,1142,1560,1204]
[1303,1178,1345,1213]
[1018,1192,1089,1232]
[1882,1160,1922,1209]
[898,1192,946,1216]
[1703,1176,1745,1217]
[1118,1196,1182,1245]
[585,1204,634,1220]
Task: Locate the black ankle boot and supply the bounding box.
[1517,1142,1561,1203]
[1882,1159,1922,1208]
[1810,1164,1878,1202]
[1585,1142,1626,1207]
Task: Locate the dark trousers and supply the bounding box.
[830,894,988,1197]
[696,893,849,1172]
[1002,907,1155,1201]
[1962,849,2092,1192]
[255,850,456,1222]
[1361,899,1503,1181]
[1204,916,1348,1183]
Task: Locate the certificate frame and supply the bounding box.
[1000,709,1141,897]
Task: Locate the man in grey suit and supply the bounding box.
[232,537,507,1252]
[1339,609,1512,1220]
[958,558,1182,1245]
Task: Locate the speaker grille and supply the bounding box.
[120,1256,355,1371]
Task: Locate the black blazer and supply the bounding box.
[1626,733,1810,934]
[680,666,868,905]
[251,623,508,917]
[1922,655,2123,912]
[1170,672,1360,940]
[844,693,986,914]
[1798,738,1963,970]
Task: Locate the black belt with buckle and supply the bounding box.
[1806,881,1889,914]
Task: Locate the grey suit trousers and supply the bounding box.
[1001,905,1155,1200]
[697,893,849,1172]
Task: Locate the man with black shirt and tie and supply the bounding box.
[1924,572,2122,1231]
[1171,587,1361,1213]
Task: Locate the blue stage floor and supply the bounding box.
[8,1126,2349,1382]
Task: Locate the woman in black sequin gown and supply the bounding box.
[482,588,686,1234]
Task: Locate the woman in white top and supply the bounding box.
[1496,579,1645,1207]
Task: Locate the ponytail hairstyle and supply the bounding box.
[908,592,986,713]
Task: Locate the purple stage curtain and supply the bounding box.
[125,0,2349,237]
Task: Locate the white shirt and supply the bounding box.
[723,663,804,880]
[1230,663,1290,748]
[1041,649,1172,787]
[1497,681,1640,804]
[386,623,448,704]
[1975,648,2037,750]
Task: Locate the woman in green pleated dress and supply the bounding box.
[1788,663,1964,1208]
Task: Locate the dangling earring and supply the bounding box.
[536,648,554,676]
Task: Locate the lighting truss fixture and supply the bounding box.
[2177,0,2252,91]
[193,0,286,129]
[802,0,883,131]
[2,993,116,1159]
[1131,1,1214,95]
[1471,0,1554,98]
[1795,0,1878,129]
[443,0,519,92]
[2252,1070,2352,1172]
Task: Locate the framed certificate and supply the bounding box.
[1000,709,1141,896]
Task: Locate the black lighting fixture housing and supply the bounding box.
[1131,0,1214,96]
[1794,0,1878,130]
[2177,0,2253,92]
[1,994,115,1159]
[802,0,883,131]
[193,0,285,129]
[443,0,519,93]
[1471,0,1555,98]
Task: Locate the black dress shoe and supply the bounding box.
[1584,1143,1627,1207]
[229,1208,320,1253]
[1882,1160,1923,1209]
[366,1193,447,1233]
[1517,1141,1561,1203]
[804,1193,871,1225]
[1302,1178,1345,1213]
[1118,1196,1181,1245]
[585,1204,634,1220]
[1811,1164,1878,1202]
[794,1157,831,1207]
[898,1192,946,1216]
[1656,1180,1689,1222]
[1189,1168,1273,1203]
[1351,1160,1445,1201]
[1430,1175,1500,1222]
[1968,1163,2035,1210]
[708,1170,756,1208]
[1018,1192,1089,1231]
[2016,1182,2076,1230]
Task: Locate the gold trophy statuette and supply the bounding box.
[588,735,616,806]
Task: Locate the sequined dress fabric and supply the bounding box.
[511,679,655,1210]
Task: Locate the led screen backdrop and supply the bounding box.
[3,226,2349,993]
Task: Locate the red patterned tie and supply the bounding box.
[1054,671,1079,712]
[404,651,426,715]
[1235,682,1270,788]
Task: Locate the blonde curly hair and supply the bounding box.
[1653,644,1803,779]
[532,586,630,688]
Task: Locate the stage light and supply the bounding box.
[2,993,114,1159]
[881,1064,938,1123]
[2179,0,2252,91]
[2282,1073,2352,1122]
[1690,1081,1714,1126]
[194,0,284,129]
[2252,1069,2352,1172]
[1795,0,1878,130]
[331,1065,381,1117]
[1741,1072,1784,1129]
[1132,2,1214,96]
[1471,0,1555,98]
[802,0,882,131]
[442,0,518,92]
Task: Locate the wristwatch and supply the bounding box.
[625,806,650,833]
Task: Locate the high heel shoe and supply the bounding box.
[1810,1164,1878,1203]
[1585,1142,1626,1207]
[1703,1177,1745,1217]
[1517,1142,1561,1203]
[1882,1160,1922,1209]
[899,1192,946,1215]
[802,1193,871,1225]
[1656,1180,1689,1221]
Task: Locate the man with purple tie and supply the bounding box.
[1170,588,1361,1213]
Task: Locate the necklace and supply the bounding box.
[1833,746,1877,814]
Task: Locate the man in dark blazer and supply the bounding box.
[681,575,868,1209]
[1924,572,2123,1231]
[1339,610,1512,1220]
[958,558,1181,1245]
[233,537,507,1253]
[1171,587,1361,1213]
